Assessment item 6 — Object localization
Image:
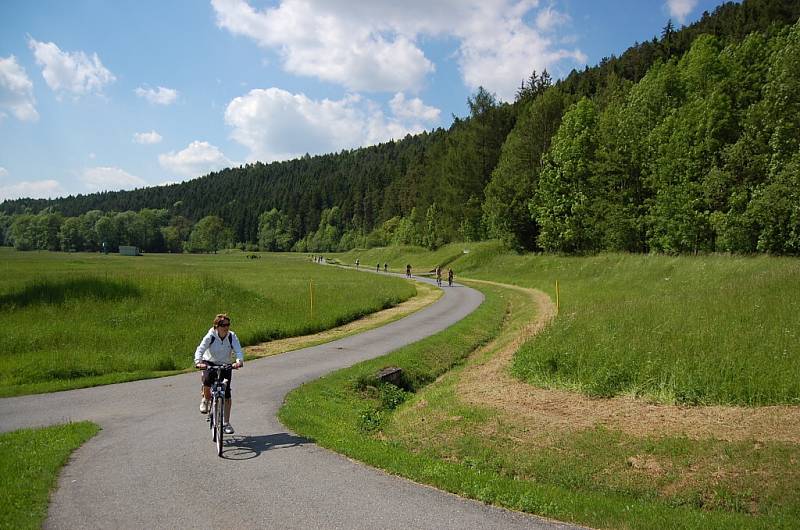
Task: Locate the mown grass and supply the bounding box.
[340,242,800,406]
[0,248,414,396]
[282,281,797,528]
[0,422,100,530]
[389,377,800,528]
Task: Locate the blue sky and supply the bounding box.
[0,0,730,201]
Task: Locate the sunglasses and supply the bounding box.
[218,322,230,327]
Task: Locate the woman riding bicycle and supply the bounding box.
[194,313,244,434]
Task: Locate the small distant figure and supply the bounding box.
[435,266,442,287]
[406,264,412,278]
[376,263,381,272]
[448,267,454,287]
[384,263,388,273]
[355,258,360,269]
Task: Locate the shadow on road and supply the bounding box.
[222,432,312,460]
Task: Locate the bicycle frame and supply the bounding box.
[205,363,232,457]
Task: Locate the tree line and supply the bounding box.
[2,0,799,255]
[0,209,235,254]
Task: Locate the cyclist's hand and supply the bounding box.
[196,362,207,369]
[233,360,243,369]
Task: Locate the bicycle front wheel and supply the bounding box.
[215,397,224,457]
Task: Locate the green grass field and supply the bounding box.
[0,248,414,396]
[6,243,798,527]
[282,279,799,528]
[340,242,800,405]
[0,422,100,530]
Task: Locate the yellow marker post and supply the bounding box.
[555,280,560,315]
[309,279,314,321]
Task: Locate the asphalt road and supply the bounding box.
[1,275,579,529]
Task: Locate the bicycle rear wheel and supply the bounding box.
[215,397,224,457]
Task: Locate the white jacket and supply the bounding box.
[194,327,244,365]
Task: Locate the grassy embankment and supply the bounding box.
[0,248,415,396]
[341,241,800,406]
[281,242,800,528]
[0,422,99,530]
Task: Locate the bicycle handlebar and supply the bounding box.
[196,362,238,370]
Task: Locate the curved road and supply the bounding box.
[1,275,576,529]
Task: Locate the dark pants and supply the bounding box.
[201,364,232,398]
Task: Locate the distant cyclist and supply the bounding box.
[448,267,454,286]
[435,266,442,287]
[194,313,244,434]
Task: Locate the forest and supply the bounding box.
[1,0,799,255]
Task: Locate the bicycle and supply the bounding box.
[199,363,234,457]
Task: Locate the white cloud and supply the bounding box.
[0,167,8,177]
[536,7,571,31]
[133,130,163,144]
[158,141,232,177]
[134,85,178,105]
[0,179,65,200]
[224,87,439,162]
[81,166,146,192]
[211,0,586,101]
[666,0,698,23]
[28,38,115,96]
[0,55,39,122]
[389,93,440,122]
[212,0,433,93]
[458,23,586,101]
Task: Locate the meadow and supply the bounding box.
[0,248,415,396]
[341,242,800,406]
[285,245,800,527]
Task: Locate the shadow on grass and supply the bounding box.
[222,432,312,460]
[0,277,141,309]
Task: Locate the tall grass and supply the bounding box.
[338,242,800,405]
[0,249,414,395]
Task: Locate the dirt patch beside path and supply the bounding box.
[458,280,800,444]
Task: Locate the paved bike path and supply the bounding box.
[1,275,578,530]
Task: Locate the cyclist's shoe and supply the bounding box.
[223,423,235,435]
[199,398,209,414]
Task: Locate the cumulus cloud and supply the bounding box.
[211,0,586,101]
[0,55,39,122]
[666,0,698,23]
[28,38,115,96]
[0,167,8,177]
[224,87,440,162]
[134,85,178,105]
[0,179,65,200]
[458,23,586,101]
[133,130,163,144]
[81,166,146,192]
[389,93,440,122]
[212,0,433,93]
[158,141,232,177]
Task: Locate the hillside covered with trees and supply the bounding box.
[2,0,799,255]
